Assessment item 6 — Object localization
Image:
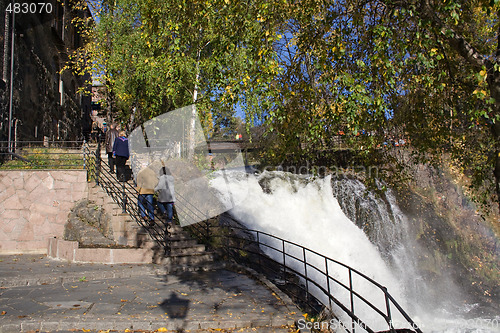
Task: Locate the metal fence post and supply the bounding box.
[256,232,261,268]
[95,141,101,185]
[349,269,355,333]
[325,257,331,309]
[121,178,127,213]
[205,221,210,243]
[82,141,88,181]
[384,287,395,333]
[303,248,309,303]
[282,240,286,285]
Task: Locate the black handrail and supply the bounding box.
[186,213,422,333]
[83,142,172,255]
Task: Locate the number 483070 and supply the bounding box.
[6,2,53,14]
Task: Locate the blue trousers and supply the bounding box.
[138,194,154,221]
[157,202,174,222]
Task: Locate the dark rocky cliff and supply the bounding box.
[389,154,500,314]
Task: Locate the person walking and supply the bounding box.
[112,131,129,180]
[105,123,119,173]
[155,166,175,224]
[136,164,157,226]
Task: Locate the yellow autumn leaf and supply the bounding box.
[157,328,168,332]
[480,69,487,77]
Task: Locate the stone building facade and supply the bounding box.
[0,0,92,146]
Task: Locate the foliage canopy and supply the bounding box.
[70,0,500,211]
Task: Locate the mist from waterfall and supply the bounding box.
[211,170,500,333]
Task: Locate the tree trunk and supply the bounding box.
[492,117,500,213]
[187,48,201,161]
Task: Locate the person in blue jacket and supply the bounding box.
[112,131,129,180]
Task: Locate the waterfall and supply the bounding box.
[211,170,500,333]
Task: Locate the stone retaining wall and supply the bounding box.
[0,170,88,254]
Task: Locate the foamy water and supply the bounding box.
[210,171,500,333]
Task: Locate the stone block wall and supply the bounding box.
[0,170,88,254]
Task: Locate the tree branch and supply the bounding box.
[382,0,489,68]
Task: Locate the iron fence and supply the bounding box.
[0,140,85,169]
[185,214,422,333]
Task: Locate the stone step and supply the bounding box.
[158,260,225,274]
[128,233,202,251]
[169,244,206,256]
[159,252,214,266]
[133,226,193,239]
[92,183,215,267]
[169,238,199,247]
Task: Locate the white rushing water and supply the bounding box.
[211,170,500,333]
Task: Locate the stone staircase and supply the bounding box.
[86,182,216,271]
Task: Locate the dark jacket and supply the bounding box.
[112,137,129,158]
[105,128,119,153]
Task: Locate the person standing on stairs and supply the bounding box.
[136,164,157,227]
[112,131,130,180]
[155,166,176,224]
[105,123,119,173]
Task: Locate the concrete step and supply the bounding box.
[133,226,193,240]
[169,244,206,256]
[158,260,225,274]
[159,252,214,266]
[169,238,199,247]
[128,232,204,253]
[93,183,216,268]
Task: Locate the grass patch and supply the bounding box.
[0,147,85,170]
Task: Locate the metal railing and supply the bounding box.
[185,215,422,333]
[83,142,172,255]
[0,140,85,169]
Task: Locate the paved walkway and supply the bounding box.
[0,255,301,332]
